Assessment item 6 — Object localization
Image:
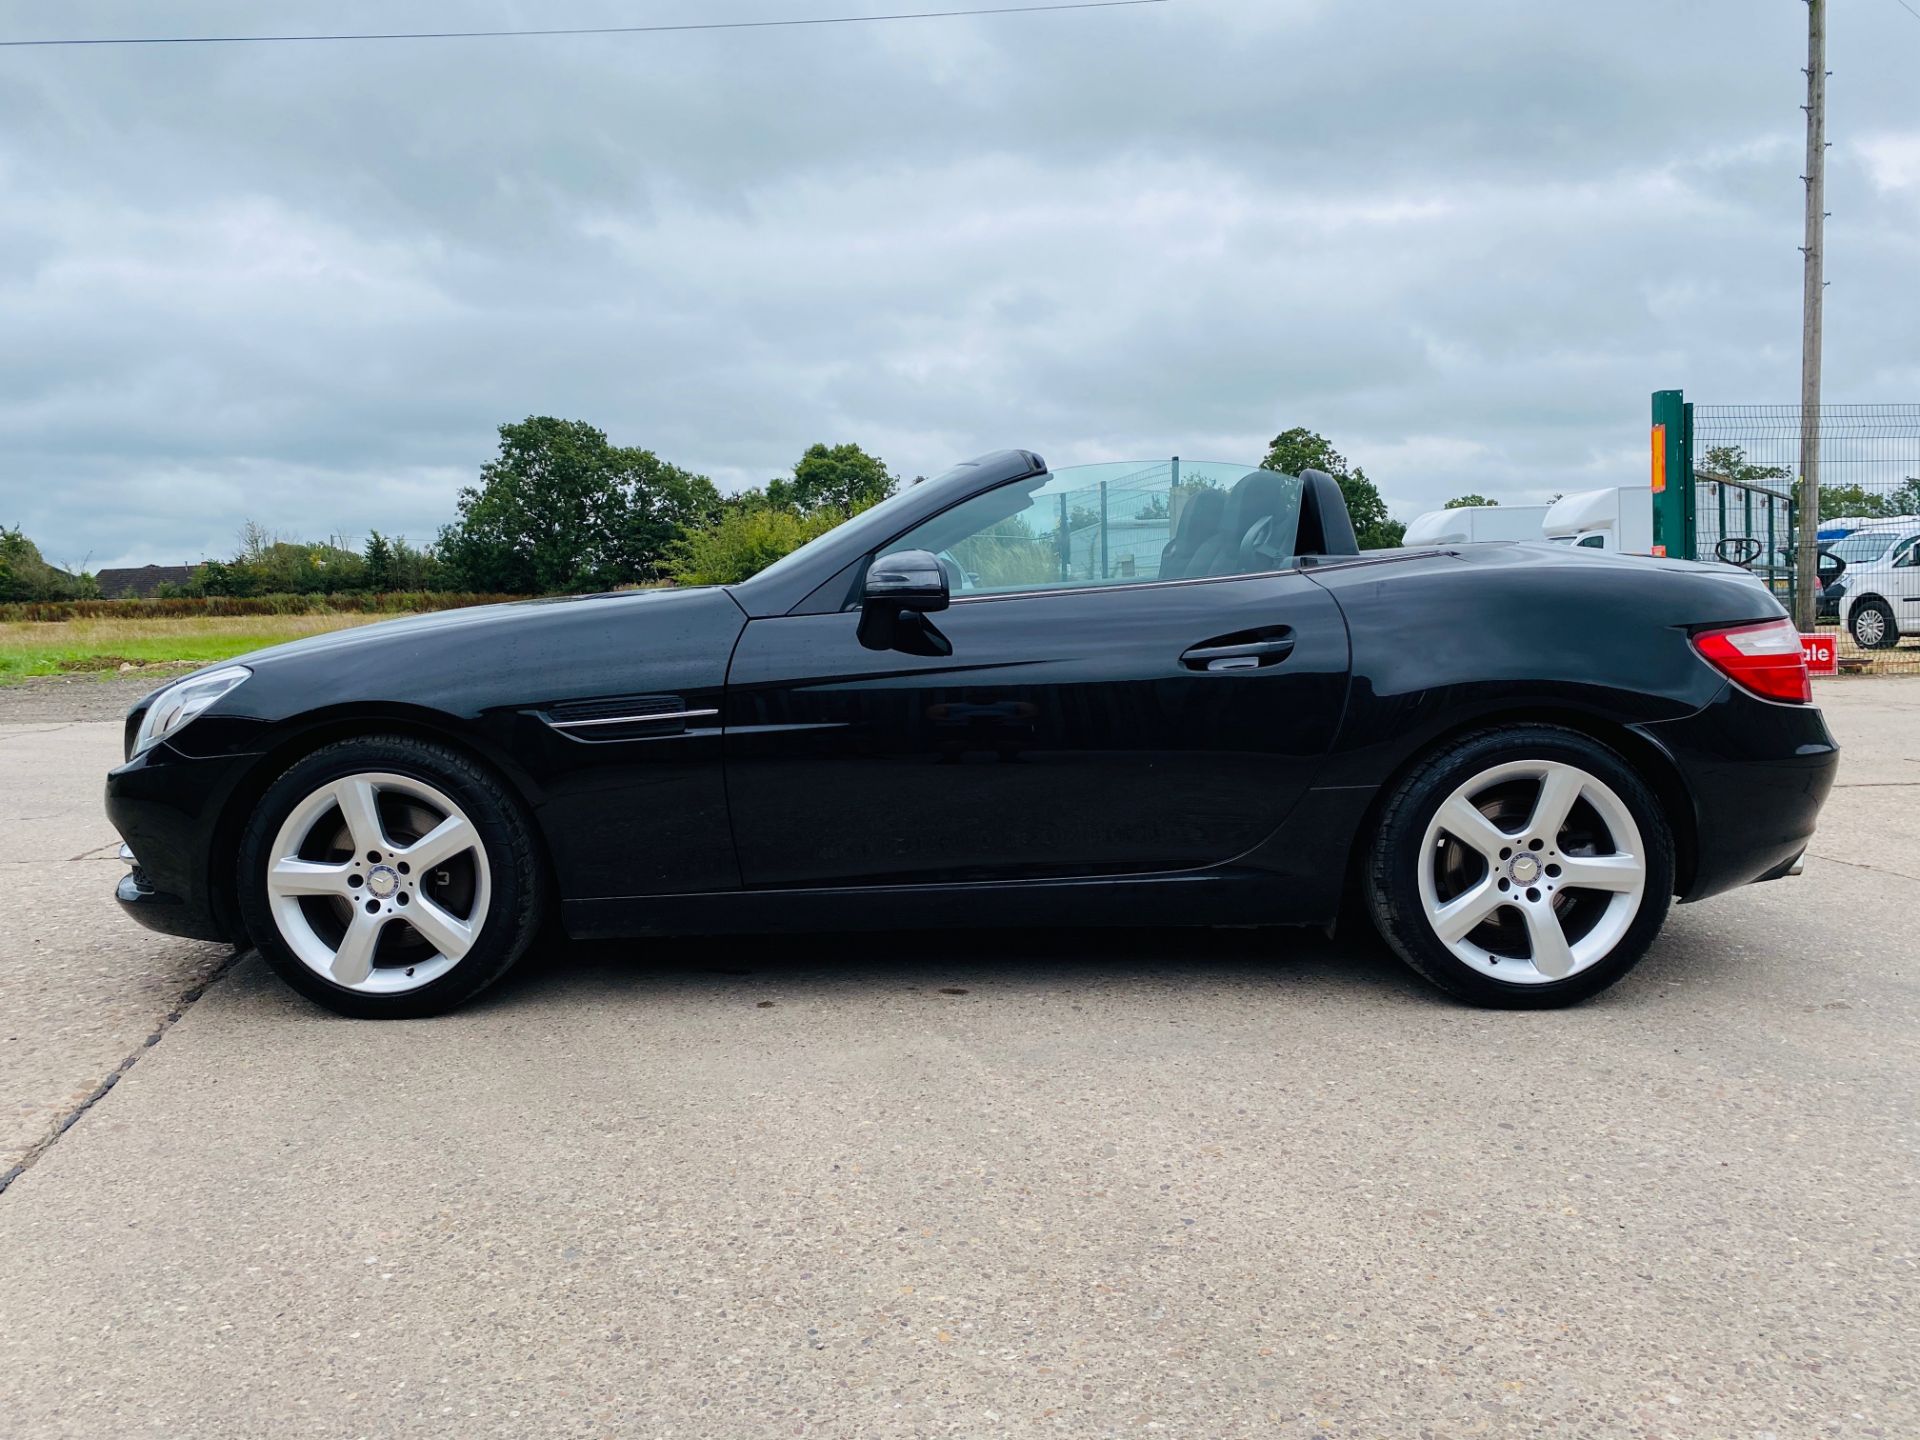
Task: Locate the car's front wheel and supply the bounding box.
[237,736,545,1018]
[1365,726,1674,1008]
[1850,598,1898,650]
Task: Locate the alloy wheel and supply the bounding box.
[1416,759,1647,984]
[263,771,491,994]
[1853,606,1888,648]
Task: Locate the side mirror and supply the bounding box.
[863,550,950,614]
[858,550,951,654]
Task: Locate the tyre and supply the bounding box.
[1850,598,1898,650]
[1365,726,1674,1008]
[237,736,545,1018]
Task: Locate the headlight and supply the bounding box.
[131,666,251,757]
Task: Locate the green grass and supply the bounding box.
[0,614,396,682]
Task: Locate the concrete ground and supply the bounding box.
[0,676,1914,1438]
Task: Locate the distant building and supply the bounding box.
[96,564,200,599]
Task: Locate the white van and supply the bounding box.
[1402,504,1551,546]
[1834,523,1920,650]
[1542,487,1654,553]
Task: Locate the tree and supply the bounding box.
[1695,443,1920,524]
[1259,428,1405,548]
[666,505,842,586]
[766,442,896,516]
[364,532,395,592]
[235,518,281,566]
[379,535,447,592]
[438,417,722,593]
[1700,444,1789,487]
[1445,494,1498,510]
[1814,477,1920,522]
[0,527,93,602]
[614,458,728,580]
[248,540,366,595]
[196,559,256,597]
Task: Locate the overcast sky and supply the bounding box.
[2,0,1916,570]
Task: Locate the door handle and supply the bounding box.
[1180,633,1296,672]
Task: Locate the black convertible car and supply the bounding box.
[107,452,1836,1018]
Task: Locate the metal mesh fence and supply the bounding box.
[1690,404,1920,674]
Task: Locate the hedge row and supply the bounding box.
[0,592,527,624]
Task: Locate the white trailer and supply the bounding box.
[1403,504,1552,546]
[1543,487,1655,554]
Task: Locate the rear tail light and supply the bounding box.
[1693,618,1811,704]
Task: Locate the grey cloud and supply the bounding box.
[2,0,1917,570]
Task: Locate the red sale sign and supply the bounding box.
[1801,633,1838,677]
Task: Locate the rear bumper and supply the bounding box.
[1636,683,1838,902]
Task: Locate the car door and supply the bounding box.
[1894,535,1920,620]
[721,462,1351,889]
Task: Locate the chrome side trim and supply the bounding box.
[549,708,719,731]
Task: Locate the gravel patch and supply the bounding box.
[0,670,179,724]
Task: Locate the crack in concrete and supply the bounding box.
[0,950,242,1200]
[0,725,75,741]
[1805,850,1920,884]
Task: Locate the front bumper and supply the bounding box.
[1635,682,1839,902]
[106,741,259,945]
[115,865,229,942]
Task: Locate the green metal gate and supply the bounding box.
[1651,391,1798,609]
[1651,391,1920,673]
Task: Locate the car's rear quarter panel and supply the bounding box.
[1304,547,1784,777]
[1298,544,1835,901]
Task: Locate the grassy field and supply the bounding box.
[0,613,399,682]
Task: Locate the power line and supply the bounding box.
[1889,0,1920,23]
[0,0,1170,49]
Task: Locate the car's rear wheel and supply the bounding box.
[1850,598,1898,650]
[1365,726,1674,1007]
[237,736,544,1018]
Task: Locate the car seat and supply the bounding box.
[1185,470,1298,576]
[1158,487,1227,580]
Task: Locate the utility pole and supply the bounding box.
[1795,0,1826,632]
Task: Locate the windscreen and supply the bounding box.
[1828,531,1900,565]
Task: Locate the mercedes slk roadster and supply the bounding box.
[106,452,1837,1018]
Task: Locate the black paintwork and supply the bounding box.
[104,452,1838,950]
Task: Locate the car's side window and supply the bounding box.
[887,460,1303,596]
[1896,539,1920,568]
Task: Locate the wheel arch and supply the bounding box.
[1342,705,1700,910]
[205,706,554,943]
[1847,590,1892,616]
